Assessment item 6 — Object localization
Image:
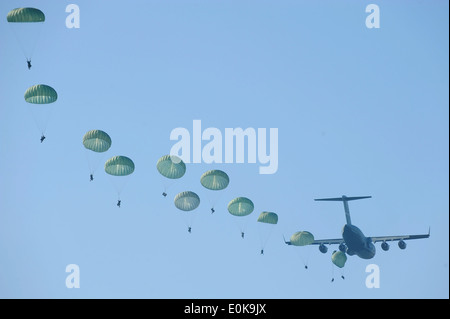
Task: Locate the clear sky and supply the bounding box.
[0,0,448,299]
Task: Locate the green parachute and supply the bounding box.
[83,130,111,153]
[105,156,135,207]
[228,197,254,217]
[331,250,347,268]
[105,156,135,176]
[290,231,315,269]
[24,84,58,140]
[7,8,46,65]
[157,155,186,179]
[174,191,201,233]
[257,212,279,254]
[201,170,229,214]
[228,197,254,239]
[290,231,314,246]
[157,155,186,197]
[200,170,229,190]
[257,212,278,224]
[24,84,57,104]
[7,8,45,22]
[174,191,200,211]
[83,130,112,181]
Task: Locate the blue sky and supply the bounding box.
[0,1,448,299]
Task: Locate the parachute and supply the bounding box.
[200,170,229,190]
[105,156,135,206]
[331,250,347,268]
[174,191,200,232]
[105,156,135,176]
[289,231,315,268]
[83,130,111,153]
[200,169,229,213]
[157,155,186,179]
[290,231,314,246]
[83,130,112,180]
[257,212,278,224]
[228,197,254,238]
[157,155,186,197]
[228,197,254,216]
[24,84,57,104]
[174,191,200,211]
[257,212,279,254]
[7,8,45,64]
[7,8,45,22]
[24,84,58,138]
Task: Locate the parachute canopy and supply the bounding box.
[290,231,314,246]
[24,84,57,104]
[332,250,347,268]
[157,155,186,179]
[257,211,278,224]
[228,197,254,217]
[105,156,135,176]
[7,8,45,23]
[200,170,229,191]
[174,191,200,211]
[83,130,111,153]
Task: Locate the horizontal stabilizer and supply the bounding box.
[315,196,372,202]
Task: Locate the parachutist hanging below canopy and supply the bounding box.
[157,155,186,197]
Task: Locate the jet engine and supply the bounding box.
[398,240,407,250]
[319,244,328,254]
[381,241,390,251]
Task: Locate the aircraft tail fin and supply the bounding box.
[314,195,372,225]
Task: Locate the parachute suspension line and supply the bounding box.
[87,150,108,176]
[296,249,308,269]
[178,211,197,234]
[40,103,56,135]
[330,262,335,283]
[162,179,176,196]
[296,246,313,270]
[164,180,175,191]
[231,217,244,238]
[339,266,346,280]
[107,174,129,201]
[26,23,44,61]
[25,101,55,137]
[330,263,345,282]
[209,191,225,213]
[117,177,130,198]
[233,216,250,239]
[9,24,28,61]
[25,103,44,136]
[258,225,275,251]
[84,149,93,175]
[8,22,44,62]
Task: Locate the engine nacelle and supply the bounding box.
[398,240,407,250]
[319,244,328,254]
[381,241,390,251]
[339,243,347,253]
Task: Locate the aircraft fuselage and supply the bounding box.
[342,224,376,259]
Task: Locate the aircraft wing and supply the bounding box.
[309,238,344,245]
[283,236,343,245]
[370,228,430,243]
